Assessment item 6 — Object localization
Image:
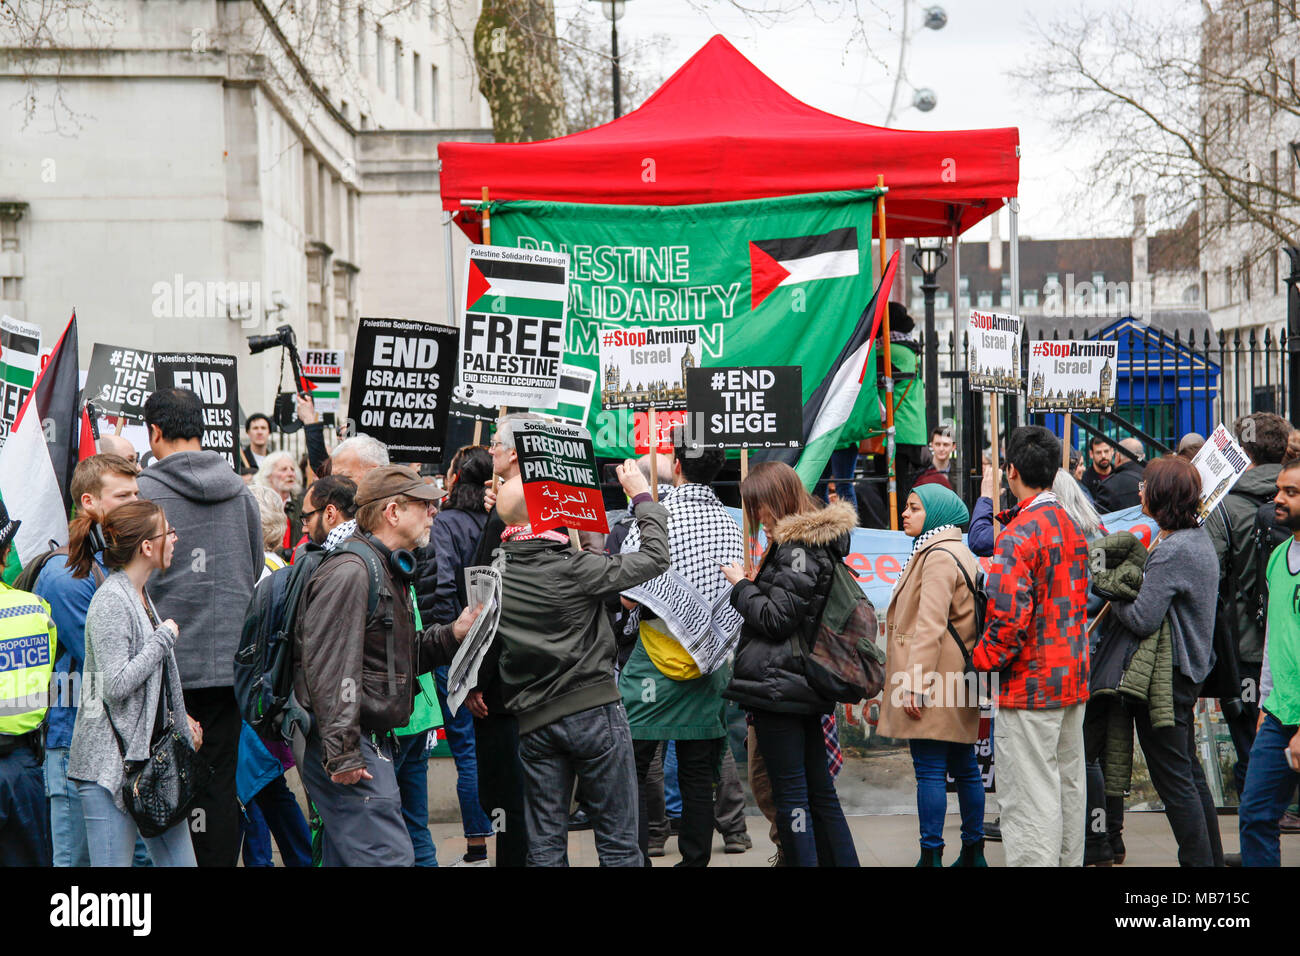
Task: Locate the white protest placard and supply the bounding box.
[598,325,702,411]
[301,348,344,417]
[1192,424,1251,525]
[0,314,41,448]
[966,310,1023,394]
[1027,340,1118,414]
[460,244,568,407]
[531,362,597,426]
[445,566,503,717]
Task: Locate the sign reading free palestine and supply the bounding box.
[489,189,897,458]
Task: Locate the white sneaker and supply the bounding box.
[449,854,491,867]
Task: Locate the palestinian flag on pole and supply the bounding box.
[0,312,95,582]
[752,251,900,491]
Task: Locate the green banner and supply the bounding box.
[491,189,884,458]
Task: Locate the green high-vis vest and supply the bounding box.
[0,582,58,736]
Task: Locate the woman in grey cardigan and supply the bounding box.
[68,499,200,866]
[1106,455,1224,867]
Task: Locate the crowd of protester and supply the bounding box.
[4,385,1300,869]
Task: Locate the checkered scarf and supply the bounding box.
[621,483,745,675]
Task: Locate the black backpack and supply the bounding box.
[1252,497,1290,628]
[932,547,987,676]
[233,540,386,736]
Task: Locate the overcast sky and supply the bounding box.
[556,0,1168,243]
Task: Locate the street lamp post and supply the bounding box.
[598,1,630,119]
[1285,246,1300,425]
[912,237,949,433]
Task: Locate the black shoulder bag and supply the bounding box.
[106,592,211,838]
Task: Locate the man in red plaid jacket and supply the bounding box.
[972,425,1090,867]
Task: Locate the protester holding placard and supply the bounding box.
[722,462,860,868]
[491,463,667,866]
[971,426,1090,867]
[1205,413,1291,798]
[880,483,985,867]
[1102,456,1223,867]
[617,437,744,867]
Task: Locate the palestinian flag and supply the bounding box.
[749,227,860,310]
[465,254,567,319]
[753,251,900,491]
[0,312,95,582]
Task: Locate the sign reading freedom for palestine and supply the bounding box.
[513,419,608,534]
[685,365,802,449]
[348,317,456,463]
[459,244,569,408]
[153,352,239,469]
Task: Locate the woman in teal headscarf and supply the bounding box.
[879,483,988,866]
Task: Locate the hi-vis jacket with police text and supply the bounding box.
[0,581,58,736]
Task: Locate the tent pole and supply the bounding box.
[443,210,458,326]
[481,186,492,244]
[1008,198,1021,429]
[950,216,963,498]
[877,175,897,531]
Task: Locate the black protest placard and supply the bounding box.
[84,344,156,422]
[348,317,456,463]
[685,366,803,449]
[514,419,608,534]
[153,352,239,469]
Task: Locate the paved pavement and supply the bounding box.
[425,810,1300,867]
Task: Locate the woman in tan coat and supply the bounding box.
[880,483,985,866]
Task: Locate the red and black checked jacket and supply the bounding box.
[971,492,1091,710]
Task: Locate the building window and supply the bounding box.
[1023,289,1039,308]
[359,112,369,130]
[413,52,422,112]
[340,99,349,122]
[977,291,993,309]
[376,27,385,90]
[395,41,404,102]
[960,294,971,310]
[910,274,922,293]
[430,64,439,122]
[1044,272,1059,288]
[1225,266,1232,305]
[911,295,924,314]
[935,292,950,310]
[356,9,364,72]
[959,275,969,293]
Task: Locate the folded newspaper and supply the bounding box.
[445,566,502,717]
[622,567,743,676]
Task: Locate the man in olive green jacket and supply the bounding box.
[493,462,669,866]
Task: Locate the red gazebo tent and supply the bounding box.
[439,35,1020,241]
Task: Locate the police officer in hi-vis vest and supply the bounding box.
[0,502,59,866]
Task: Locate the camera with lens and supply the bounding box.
[247,324,310,433]
[247,324,298,356]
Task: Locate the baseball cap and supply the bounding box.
[354,465,447,506]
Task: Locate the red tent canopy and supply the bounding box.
[439,35,1019,240]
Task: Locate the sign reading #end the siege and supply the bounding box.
[514,419,608,535]
[1192,424,1250,525]
[460,244,569,408]
[966,310,1023,394]
[348,317,456,463]
[84,343,155,422]
[1026,339,1118,415]
[154,352,239,469]
[685,366,802,449]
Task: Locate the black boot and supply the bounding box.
[915,846,942,867]
[948,840,988,867]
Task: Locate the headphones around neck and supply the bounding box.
[364,532,417,581]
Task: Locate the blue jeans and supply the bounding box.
[240,774,312,867]
[518,701,641,867]
[751,709,859,867]
[663,740,682,818]
[393,730,438,866]
[75,781,196,867]
[434,666,493,838]
[45,746,90,867]
[908,739,985,850]
[816,447,859,508]
[1240,712,1300,867]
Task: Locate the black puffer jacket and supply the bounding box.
[724,501,858,716]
